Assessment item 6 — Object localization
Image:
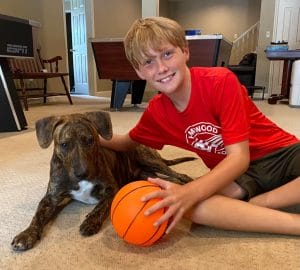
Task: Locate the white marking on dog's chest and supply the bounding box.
[70,180,99,204]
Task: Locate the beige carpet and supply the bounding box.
[1,95,300,270]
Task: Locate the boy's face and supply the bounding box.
[134,42,190,95]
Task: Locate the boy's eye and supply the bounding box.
[164,50,173,58]
[143,59,153,66]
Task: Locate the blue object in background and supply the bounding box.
[266,45,289,51]
[185,29,201,36]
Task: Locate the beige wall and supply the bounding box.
[255,0,275,91]
[168,0,261,41]
[0,0,42,22]
[0,0,68,91]
[93,0,141,38]
[92,0,142,93]
[37,0,67,63]
[0,0,43,57]
[159,0,170,18]
[0,0,141,93]
[167,0,276,91]
[0,0,67,68]
[0,0,274,94]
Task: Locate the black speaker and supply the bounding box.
[0,58,27,131]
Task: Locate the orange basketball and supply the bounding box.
[110,180,168,246]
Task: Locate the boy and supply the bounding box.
[100,17,300,235]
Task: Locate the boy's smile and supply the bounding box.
[157,72,176,83]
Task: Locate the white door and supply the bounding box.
[70,0,88,94]
[269,0,300,95]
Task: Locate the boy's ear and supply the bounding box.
[184,47,190,61]
[134,68,146,80]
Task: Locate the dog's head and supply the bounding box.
[35,111,112,149]
[35,111,113,180]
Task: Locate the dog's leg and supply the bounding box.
[11,193,70,251]
[80,195,113,236]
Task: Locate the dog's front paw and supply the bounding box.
[11,228,40,251]
[79,217,103,236]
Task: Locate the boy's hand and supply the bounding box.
[141,177,196,234]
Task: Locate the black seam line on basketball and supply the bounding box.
[111,184,158,224]
[111,184,158,221]
[141,206,167,246]
[122,198,150,239]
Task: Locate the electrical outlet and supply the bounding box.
[266,31,270,38]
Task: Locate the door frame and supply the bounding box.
[85,0,97,96]
[65,12,75,92]
[63,0,96,95]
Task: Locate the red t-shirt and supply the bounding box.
[129,67,299,169]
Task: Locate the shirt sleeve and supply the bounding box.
[213,71,250,146]
[129,99,165,150]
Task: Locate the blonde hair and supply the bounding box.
[124,16,187,69]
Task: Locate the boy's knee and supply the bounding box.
[218,182,246,199]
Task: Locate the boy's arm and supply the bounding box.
[194,140,250,198]
[99,133,139,151]
[143,140,250,233]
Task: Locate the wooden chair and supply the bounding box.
[8,49,73,110]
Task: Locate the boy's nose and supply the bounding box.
[156,60,168,73]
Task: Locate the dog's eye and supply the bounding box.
[84,137,94,146]
[60,142,68,150]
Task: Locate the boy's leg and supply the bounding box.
[237,143,300,206]
[186,144,300,235]
[249,176,300,209]
[218,181,246,199]
[185,194,300,235]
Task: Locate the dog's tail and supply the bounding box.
[162,157,197,166]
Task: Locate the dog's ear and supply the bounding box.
[35,116,60,148]
[84,111,113,140]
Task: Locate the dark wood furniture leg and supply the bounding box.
[268,59,294,104]
[20,78,29,111]
[110,80,131,110]
[131,80,146,105]
[43,78,47,104]
[281,59,293,98]
[60,76,73,105]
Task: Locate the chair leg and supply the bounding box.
[247,87,254,99]
[43,78,47,104]
[262,87,265,100]
[60,76,73,105]
[20,79,29,111]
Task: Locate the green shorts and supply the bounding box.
[236,142,300,201]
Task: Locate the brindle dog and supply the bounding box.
[11,111,195,251]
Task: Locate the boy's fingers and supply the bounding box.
[165,208,184,234]
[153,207,175,228]
[141,189,164,202]
[144,194,169,215]
[165,219,176,234]
[147,177,169,189]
